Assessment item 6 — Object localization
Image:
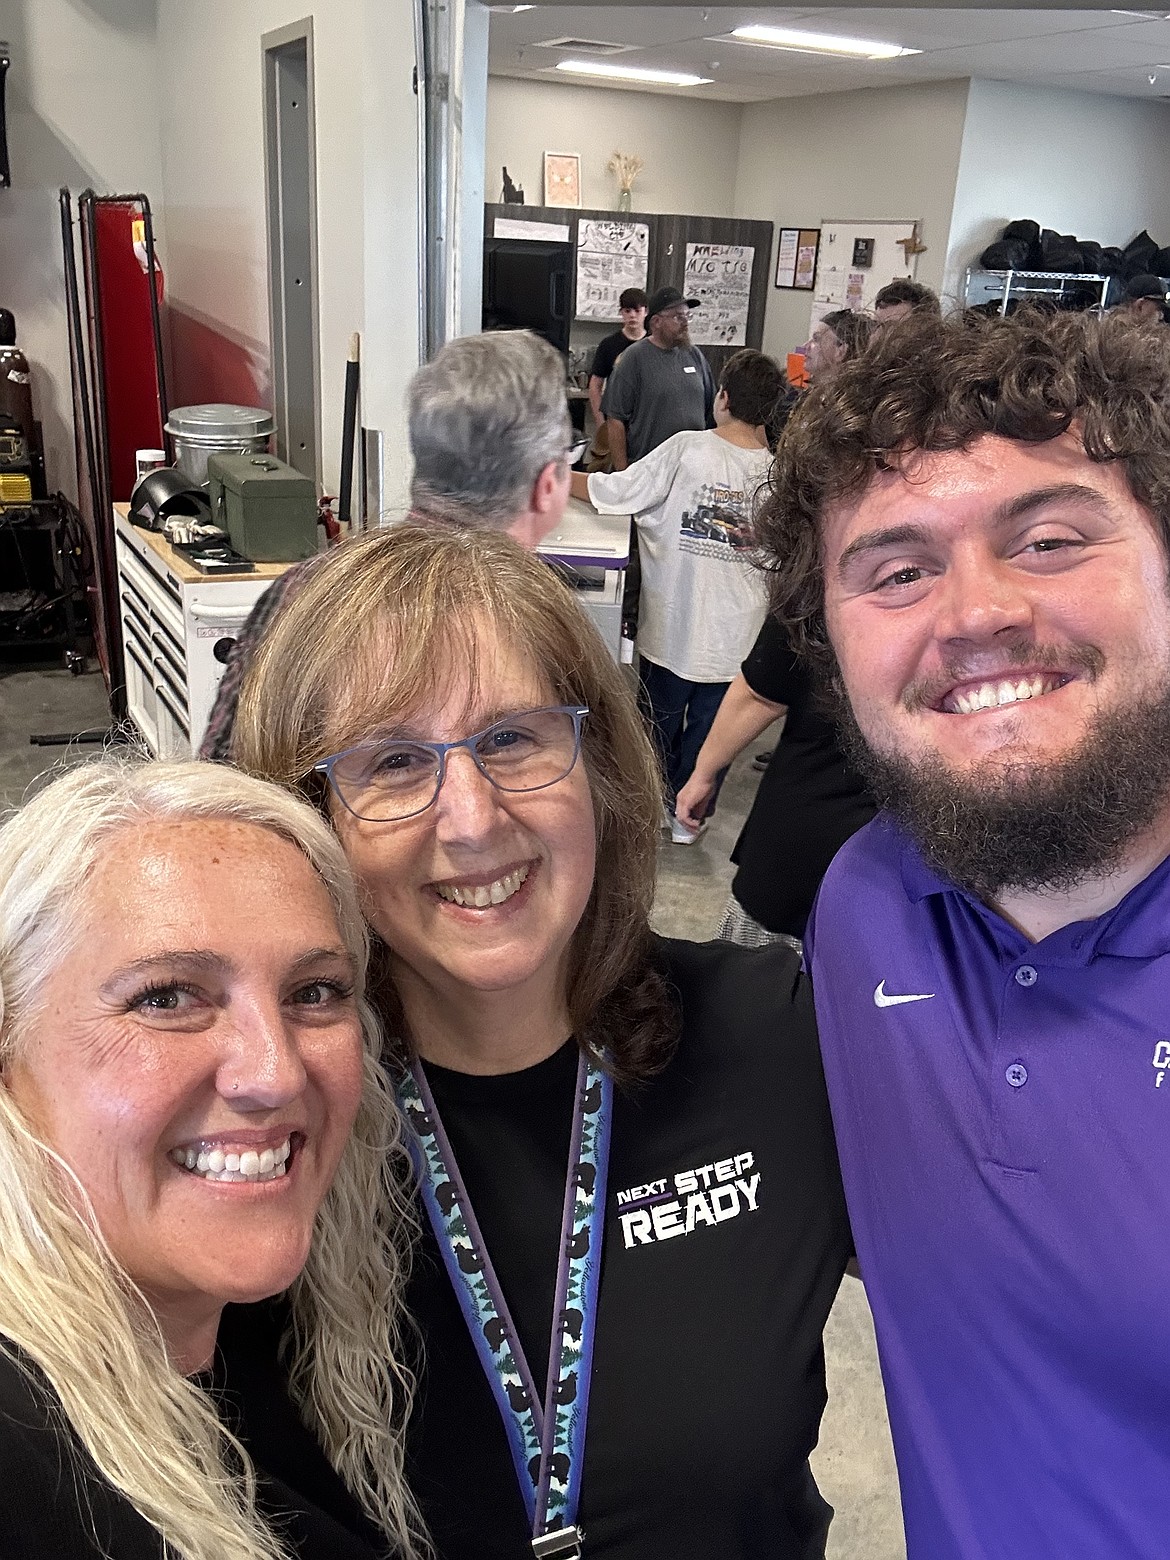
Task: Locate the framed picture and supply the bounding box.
[543,152,581,208]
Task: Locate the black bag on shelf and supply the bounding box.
[1122,229,1159,277]
[979,238,1030,270]
[1039,229,1084,272]
[1002,220,1042,267]
[1099,246,1126,276]
[1152,246,1170,278]
[1077,240,1104,274]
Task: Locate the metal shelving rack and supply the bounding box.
[964,268,1111,316]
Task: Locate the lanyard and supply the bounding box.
[397,1049,613,1558]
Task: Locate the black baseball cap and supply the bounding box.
[646,286,700,322]
[1120,274,1170,320]
[1124,273,1169,299]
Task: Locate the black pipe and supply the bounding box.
[138,196,170,436]
[58,189,102,531]
[77,189,127,716]
[338,333,360,526]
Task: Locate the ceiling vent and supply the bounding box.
[534,37,635,56]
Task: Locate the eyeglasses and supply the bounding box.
[314,705,590,822]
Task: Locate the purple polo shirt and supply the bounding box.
[805,814,1170,1560]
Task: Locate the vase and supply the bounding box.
[618,189,632,213]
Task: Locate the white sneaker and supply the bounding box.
[671,817,707,845]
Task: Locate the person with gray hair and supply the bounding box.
[199,327,578,762]
[0,756,424,1559]
[408,328,576,544]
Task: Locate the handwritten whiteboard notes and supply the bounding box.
[575,220,650,321]
[684,242,755,346]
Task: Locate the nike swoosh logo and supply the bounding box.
[874,981,936,1009]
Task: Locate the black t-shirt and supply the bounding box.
[0,1332,388,1559]
[731,617,876,938]
[589,329,639,385]
[406,936,852,1559]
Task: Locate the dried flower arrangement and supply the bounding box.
[607,150,645,194]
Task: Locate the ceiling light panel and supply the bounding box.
[554,59,713,88]
[726,25,920,61]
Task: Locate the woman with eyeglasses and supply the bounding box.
[226,524,851,1560]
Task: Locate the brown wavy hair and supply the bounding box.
[757,307,1170,682]
[231,525,677,1086]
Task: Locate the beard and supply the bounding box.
[838,671,1170,903]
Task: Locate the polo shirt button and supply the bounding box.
[1006,1063,1029,1088]
[1014,964,1038,987]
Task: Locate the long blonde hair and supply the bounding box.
[0,758,425,1560]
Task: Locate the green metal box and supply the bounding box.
[206,452,317,563]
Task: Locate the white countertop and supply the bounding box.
[537,497,629,569]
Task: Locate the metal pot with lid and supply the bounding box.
[165,403,275,486]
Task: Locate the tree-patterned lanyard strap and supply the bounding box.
[397,1051,612,1558]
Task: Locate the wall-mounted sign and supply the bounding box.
[852,236,875,268]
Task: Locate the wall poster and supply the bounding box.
[575,219,650,320]
[684,241,755,346]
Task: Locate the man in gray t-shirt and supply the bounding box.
[602,286,715,469]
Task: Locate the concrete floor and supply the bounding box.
[0,662,906,1559]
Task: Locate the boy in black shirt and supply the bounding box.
[587,286,647,428]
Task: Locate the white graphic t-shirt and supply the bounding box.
[588,429,770,682]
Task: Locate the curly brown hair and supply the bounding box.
[756,307,1170,681]
[231,524,678,1088]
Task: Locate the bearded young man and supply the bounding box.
[758,309,1170,1560]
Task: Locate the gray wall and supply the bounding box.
[156,0,422,510]
[733,80,971,359]
[0,0,166,501]
[945,78,1170,305]
[486,74,744,217]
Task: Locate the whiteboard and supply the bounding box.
[810,218,920,330]
[575,219,650,321]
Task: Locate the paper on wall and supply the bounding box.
[683,242,754,346]
[494,217,571,242]
[575,219,650,320]
[818,269,847,307]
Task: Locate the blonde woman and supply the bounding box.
[0,759,424,1559]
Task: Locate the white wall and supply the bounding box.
[733,79,971,359]
[0,0,165,500]
[945,79,1170,306]
[485,75,744,217]
[156,0,421,511]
